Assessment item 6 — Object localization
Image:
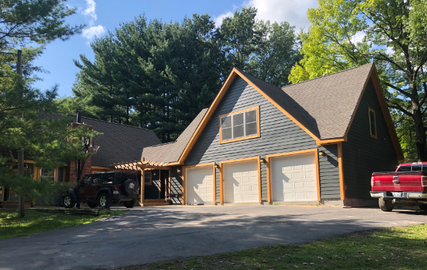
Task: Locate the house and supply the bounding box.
[0,115,161,208]
[116,63,402,207]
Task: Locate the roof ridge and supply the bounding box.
[144,140,177,149]
[80,115,153,131]
[282,63,373,89]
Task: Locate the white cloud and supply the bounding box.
[82,25,106,41]
[247,0,317,30]
[80,0,105,42]
[213,0,317,30]
[351,31,366,44]
[385,47,395,55]
[214,11,234,27]
[83,0,97,23]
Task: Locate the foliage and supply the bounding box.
[289,0,427,161]
[72,14,225,141]
[0,0,87,216]
[119,224,427,269]
[68,7,301,142]
[246,21,302,87]
[218,7,262,71]
[0,208,127,240]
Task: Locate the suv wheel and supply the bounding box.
[123,199,136,208]
[123,179,138,196]
[98,193,111,209]
[63,195,76,208]
[379,197,393,211]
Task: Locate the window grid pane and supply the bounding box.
[221,109,258,142]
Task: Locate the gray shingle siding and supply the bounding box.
[343,79,398,200]
[318,144,340,199]
[184,77,319,202]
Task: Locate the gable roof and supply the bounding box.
[41,113,162,167]
[280,63,374,139]
[178,63,403,163]
[81,117,161,167]
[140,108,208,164]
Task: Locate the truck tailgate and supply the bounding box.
[371,172,426,192]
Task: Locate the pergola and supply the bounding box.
[113,159,172,205]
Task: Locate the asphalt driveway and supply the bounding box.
[0,205,426,270]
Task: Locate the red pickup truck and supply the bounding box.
[370,162,427,211]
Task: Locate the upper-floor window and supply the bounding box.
[219,106,260,144]
[368,107,377,139]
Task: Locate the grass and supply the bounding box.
[0,208,126,240]
[119,224,427,270]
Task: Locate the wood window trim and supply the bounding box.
[144,171,152,186]
[368,107,377,139]
[39,168,57,183]
[218,106,260,144]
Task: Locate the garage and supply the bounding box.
[223,160,259,203]
[185,165,215,205]
[270,152,318,202]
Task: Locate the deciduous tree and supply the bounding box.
[289,0,427,161]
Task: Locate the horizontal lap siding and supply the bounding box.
[343,79,398,200]
[318,145,340,199]
[185,77,317,202]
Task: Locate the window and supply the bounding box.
[40,168,56,183]
[144,171,152,185]
[101,174,114,184]
[397,165,411,172]
[368,107,377,139]
[82,175,92,184]
[219,106,260,143]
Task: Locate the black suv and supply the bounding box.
[62,171,140,209]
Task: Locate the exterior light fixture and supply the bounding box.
[319,151,326,156]
[260,158,266,163]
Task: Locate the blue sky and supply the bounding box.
[33,0,317,98]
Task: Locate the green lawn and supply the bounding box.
[0,208,126,240]
[120,224,427,270]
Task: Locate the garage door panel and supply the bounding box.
[271,153,317,202]
[186,166,214,205]
[224,160,259,203]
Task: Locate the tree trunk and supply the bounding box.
[17,50,25,218]
[413,108,426,161]
[17,150,25,218]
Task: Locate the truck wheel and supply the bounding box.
[379,197,393,211]
[419,204,427,211]
[98,193,111,209]
[123,199,136,208]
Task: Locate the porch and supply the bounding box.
[115,160,182,206]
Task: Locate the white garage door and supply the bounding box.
[271,153,317,202]
[223,160,259,203]
[186,166,214,205]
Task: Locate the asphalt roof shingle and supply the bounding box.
[82,117,161,167]
[281,63,374,139]
[141,108,208,163]
[236,63,374,140]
